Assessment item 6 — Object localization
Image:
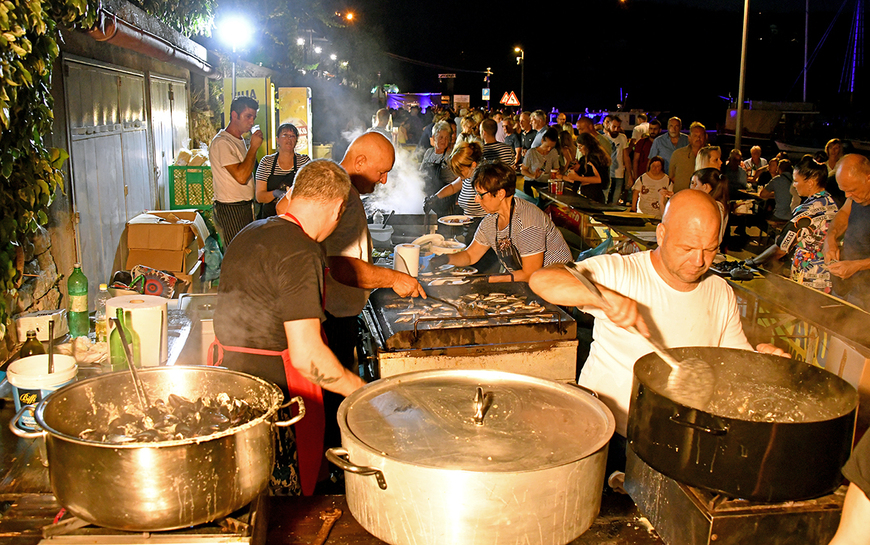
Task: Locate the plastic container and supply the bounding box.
[368,224,394,248]
[95,284,110,342]
[7,354,78,431]
[168,166,213,210]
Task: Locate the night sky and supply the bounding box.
[353,0,864,128]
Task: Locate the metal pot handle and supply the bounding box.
[325,448,388,490]
[566,382,599,398]
[273,396,306,428]
[8,405,47,439]
[669,413,729,436]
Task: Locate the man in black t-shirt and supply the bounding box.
[214,160,366,496]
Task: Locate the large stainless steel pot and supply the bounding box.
[326,369,614,545]
[627,347,857,502]
[10,366,304,531]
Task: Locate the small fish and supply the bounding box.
[396,315,414,323]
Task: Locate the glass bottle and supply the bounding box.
[94,284,110,342]
[19,330,46,358]
[109,308,140,369]
[68,263,89,338]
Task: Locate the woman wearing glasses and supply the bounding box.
[429,161,572,282]
[255,123,311,218]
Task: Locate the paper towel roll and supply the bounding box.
[393,244,420,277]
[107,295,168,367]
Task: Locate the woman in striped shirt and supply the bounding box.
[430,161,572,282]
[255,123,311,218]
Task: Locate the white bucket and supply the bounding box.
[7,355,78,431]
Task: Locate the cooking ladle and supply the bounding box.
[47,318,55,374]
[382,210,394,227]
[110,317,151,412]
[563,262,716,408]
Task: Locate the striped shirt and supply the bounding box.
[255,153,312,184]
[474,197,572,266]
[483,142,516,166]
[456,177,486,217]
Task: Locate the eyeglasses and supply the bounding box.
[278,134,298,139]
[475,189,492,198]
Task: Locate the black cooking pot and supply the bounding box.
[627,347,857,502]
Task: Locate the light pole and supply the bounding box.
[514,47,524,110]
[217,15,252,98]
[735,0,749,150]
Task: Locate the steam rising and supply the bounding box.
[369,146,427,214]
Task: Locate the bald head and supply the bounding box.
[835,154,870,204]
[654,190,722,290]
[341,132,396,194]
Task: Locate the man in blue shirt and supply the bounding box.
[648,117,688,172]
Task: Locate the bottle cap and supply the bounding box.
[100,283,108,290]
[26,329,37,335]
[73,263,81,268]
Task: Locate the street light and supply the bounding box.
[217,14,252,98]
[296,37,305,46]
[514,46,524,110]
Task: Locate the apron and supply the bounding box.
[259,153,298,219]
[208,212,326,496]
[494,198,524,272]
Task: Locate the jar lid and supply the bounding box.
[341,370,614,472]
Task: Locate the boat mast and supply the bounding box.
[736,0,750,150]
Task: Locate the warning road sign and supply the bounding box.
[499,92,509,104]
[504,91,520,107]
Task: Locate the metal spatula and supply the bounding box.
[563,262,715,409]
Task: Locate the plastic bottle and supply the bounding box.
[109,308,141,369]
[94,283,110,342]
[19,330,46,358]
[372,210,384,226]
[68,263,89,338]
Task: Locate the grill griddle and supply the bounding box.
[369,282,576,350]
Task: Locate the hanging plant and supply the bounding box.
[0,0,97,340]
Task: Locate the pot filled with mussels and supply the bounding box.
[626,347,857,502]
[11,366,304,531]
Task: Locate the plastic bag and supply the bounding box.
[204,234,223,283]
[576,232,613,262]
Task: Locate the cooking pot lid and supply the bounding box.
[342,370,615,471]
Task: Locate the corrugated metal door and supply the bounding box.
[63,59,154,296]
[150,76,189,209]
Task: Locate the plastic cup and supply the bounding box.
[549,180,564,195]
[7,354,77,431]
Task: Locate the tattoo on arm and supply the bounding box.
[308,362,341,386]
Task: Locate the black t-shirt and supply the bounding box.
[214,216,325,392]
[843,431,870,499]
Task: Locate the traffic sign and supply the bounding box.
[504,91,520,107]
[499,92,509,104]
[482,88,491,100]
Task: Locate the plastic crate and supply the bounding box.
[168,166,213,210]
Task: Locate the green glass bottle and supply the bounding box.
[68,263,89,338]
[109,308,141,369]
[19,330,46,358]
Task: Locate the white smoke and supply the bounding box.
[368,145,427,214]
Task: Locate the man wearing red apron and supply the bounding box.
[212,160,365,496]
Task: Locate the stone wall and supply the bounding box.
[0,227,62,364]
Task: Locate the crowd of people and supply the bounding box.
[204,97,870,533]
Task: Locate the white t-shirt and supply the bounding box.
[576,251,752,436]
[605,132,629,178]
[631,122,650,141]
[631,173,673,217]
[322,186,371,317]
[209,130,255,203]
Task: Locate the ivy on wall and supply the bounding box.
[0,0,98,339]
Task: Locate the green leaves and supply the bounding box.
[0,0,96,337]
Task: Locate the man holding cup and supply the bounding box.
[209,96,263,246]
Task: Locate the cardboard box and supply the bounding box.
[127,210,208,251]
[127,239,200,273]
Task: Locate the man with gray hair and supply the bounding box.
[648,116,688,172]
[213,159,366,496]
[825,154,870,310]
[529,109,550,149]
